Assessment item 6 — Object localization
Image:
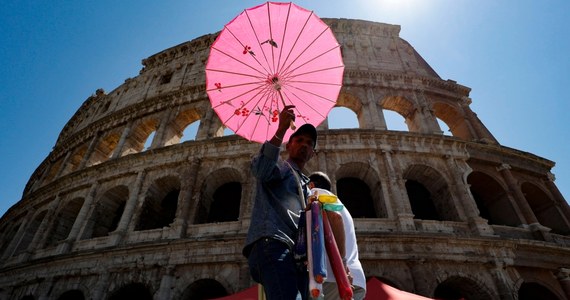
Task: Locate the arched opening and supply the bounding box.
[109,283,152,300]
[328,106,359,129]
[57,290,85,300]
[45,197,84,247]
[42,158,64,183]
[61,145,88,175]
[181,279,228,300]
[335,162,385,218]
[433,276,493,300]
[223,127,235,136]
[436,117,452,136]
[337,177,376,218]
[196,168,243,224]
[14,210,48,255]
[163,108,203,145]
[143,131,156,150]
[207,182,242,223]
[136,176,180,231]
[406,180,441,221]
[518,282,561,300]
[82,186,128,239]
[383,109,408,131]
[403,164,458,221]
[381,96,417,132]
[181,120,200,142]
[0,220,21,257]
[467,172,521,226]
[120,118,159,156]
[87,132,121,166]
[433,102,474,140]
[522,182,570,235]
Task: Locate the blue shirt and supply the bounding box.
[243,142,310,256]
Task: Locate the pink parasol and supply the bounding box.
[206,2,344,143]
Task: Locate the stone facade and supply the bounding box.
[0,19,569,300]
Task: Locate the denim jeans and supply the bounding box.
[248,238,308,300]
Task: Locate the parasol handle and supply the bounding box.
[277,89,296,130]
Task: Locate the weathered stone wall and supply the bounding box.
[0,19,569,300]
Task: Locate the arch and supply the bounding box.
[181,279,228,300]
[136,175,181,231]
[335,162,384,218]
[14,210,48,255]
[522,182,570,235]
[335,92,363,128]
[43,157,64,183]
[120,118,160,156]
[433,275,493,300]
[381,96,418,132]
[384,110,409,131]
[181,120,200,142]
[467,171,521,226]
[436,117,452,136]
[45,197,84,247]
[163,108,203,145]
[196,168,243,224]
[87,131,121,166]
[108,283,152,300]
[81,185,128,239]
[56,290,85,300]
[433,101,474,140]
[143,131,155,150]
[0,219,22,257]
[60,144,88,175]
[403,164,458,221]
[328,106,359,129]
[518,282,562,300]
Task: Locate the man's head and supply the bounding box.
[286,124,317,169]
[309,171,332,191]
[289,124,317,149]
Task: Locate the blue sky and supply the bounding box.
[1,1,569,217]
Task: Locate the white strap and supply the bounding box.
[285,161,306,209]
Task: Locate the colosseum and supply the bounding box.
[1,18,569,300]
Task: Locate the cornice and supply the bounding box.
[344,69,471,96]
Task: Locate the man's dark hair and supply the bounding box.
[309,171,332,191]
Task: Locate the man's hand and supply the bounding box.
[270,105,295,146]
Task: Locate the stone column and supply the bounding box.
[497,164,551,240]
[156,266,176,299]
[366,88,386,130]
[490,262,517,300]
[461,97,498,144]
[111,120,133,159]
[1,210,33,260]
[378,147,415,231]
[199,108,216,140]
[413,90,441,134]
[25,195,62,257]
[91,270,110,300]
[444,156,494,236]
[109,171,146,245]
[545,172,570,223]
[497,164,538,224]
[58,182,99,253]
[556,268,570,300]
[78,132,101,169]
[177,158,202,238]
[151,110,174,149]
[54,151,72,178]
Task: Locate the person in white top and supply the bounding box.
[308,172,366,300]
